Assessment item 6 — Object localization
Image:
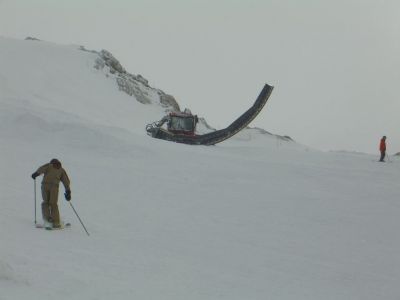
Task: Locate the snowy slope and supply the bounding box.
[1,37,400,300]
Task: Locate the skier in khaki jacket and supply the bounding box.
[31,159,71,228]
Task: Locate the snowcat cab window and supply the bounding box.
[169,116,195,132]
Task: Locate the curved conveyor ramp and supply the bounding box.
[149,83,274,145]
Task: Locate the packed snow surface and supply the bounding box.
[1,37,400,300]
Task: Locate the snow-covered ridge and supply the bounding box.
[24,36,181,113]
[0,36,296,147]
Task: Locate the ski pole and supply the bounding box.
[34,179,37,224]
[69,201,90,236]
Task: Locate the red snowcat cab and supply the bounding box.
[167,111,198,136]
[146,109,199,138]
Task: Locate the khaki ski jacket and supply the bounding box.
[35,163,71,190]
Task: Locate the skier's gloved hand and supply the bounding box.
[64,190,71,201]
[31,172,39,179]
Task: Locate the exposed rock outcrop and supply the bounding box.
[89,48,180,112]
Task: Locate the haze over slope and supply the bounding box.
[1,37,399,300]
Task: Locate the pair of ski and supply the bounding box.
[36,221,71,230]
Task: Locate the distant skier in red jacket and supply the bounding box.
[379,136,387,162]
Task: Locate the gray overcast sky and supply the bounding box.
[1,0,399,153]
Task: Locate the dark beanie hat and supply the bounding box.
[50,158,61,166]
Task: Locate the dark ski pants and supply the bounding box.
[41,184,61,226]
[380,150,386,162]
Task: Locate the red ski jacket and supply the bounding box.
[380,139,386,151]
